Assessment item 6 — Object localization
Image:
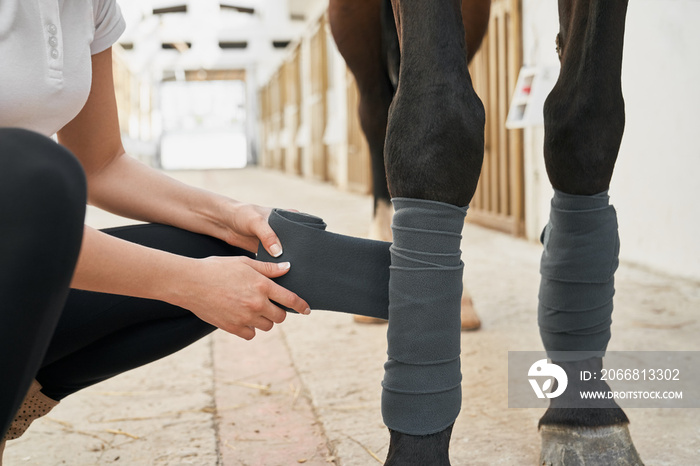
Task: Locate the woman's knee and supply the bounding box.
[0,128,87,216]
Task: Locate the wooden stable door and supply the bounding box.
[469,0,524,236]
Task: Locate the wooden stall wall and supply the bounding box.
[263,70,284,170]
[259,15,347,189]
[259,84,271,168]
[309,17,329,181]
[469,0,525,236]
[112,45,134,136]
[282,47,302,175]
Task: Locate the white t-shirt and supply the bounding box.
[0,0,126,137]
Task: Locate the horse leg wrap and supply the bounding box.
[381,198,467,435]
[256,209,391,319]
[538,189,619,361]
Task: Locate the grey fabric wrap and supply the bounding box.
[257,202,467,435]
[256,209,391,319]
[538,189,619,362]
[381,198,467,435]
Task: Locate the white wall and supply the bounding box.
[521,0,700,281]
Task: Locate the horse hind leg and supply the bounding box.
[538,1,642,464]
[364,0,398,246]
[355,73,395,323]
[329,0,395,327]
[328,0,394,243]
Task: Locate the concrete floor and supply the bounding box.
[4,167,699,465]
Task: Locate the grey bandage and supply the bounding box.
[257,203,467,435]
[256,209,391,319]
[381,198,467,435]
[538,189,619,361]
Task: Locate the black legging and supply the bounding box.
[0,128,251,438]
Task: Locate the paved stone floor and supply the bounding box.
[4,167,699,465]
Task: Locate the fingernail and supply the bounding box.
[277,262,290,270]
[303,308,311,315]
[270,244,282,257]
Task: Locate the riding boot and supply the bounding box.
[1,380,59,464]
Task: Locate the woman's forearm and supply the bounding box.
[71,225,189,303]
[86,153,234,243]
[71,226,310,339]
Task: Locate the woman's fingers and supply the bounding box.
[229,325,256,341]
[266,280,311,316]
[253,315,276,332]
[183,256,310,341]
[245,258,311,316]
[226,293,298,337]
[247,259,292,278]
[251,214,283,257]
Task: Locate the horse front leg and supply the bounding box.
[538,0,643,464]
[381,1,484,464]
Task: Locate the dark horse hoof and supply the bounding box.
[540,424,644,466]
[384,424,453,466]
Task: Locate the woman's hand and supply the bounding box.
[170,256,311,340]
[217,201,284,257]
[73,227,310,342]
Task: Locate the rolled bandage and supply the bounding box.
[256,209,391,319]
[538,189,620,361]
[257,204,467,434]
[381,198,467,435]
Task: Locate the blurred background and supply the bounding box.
[112,0,700,282]
[115,0,327,170]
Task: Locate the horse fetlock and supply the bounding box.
[540,424,644,466]
[384,425,453,466]
[538,358,629,427]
